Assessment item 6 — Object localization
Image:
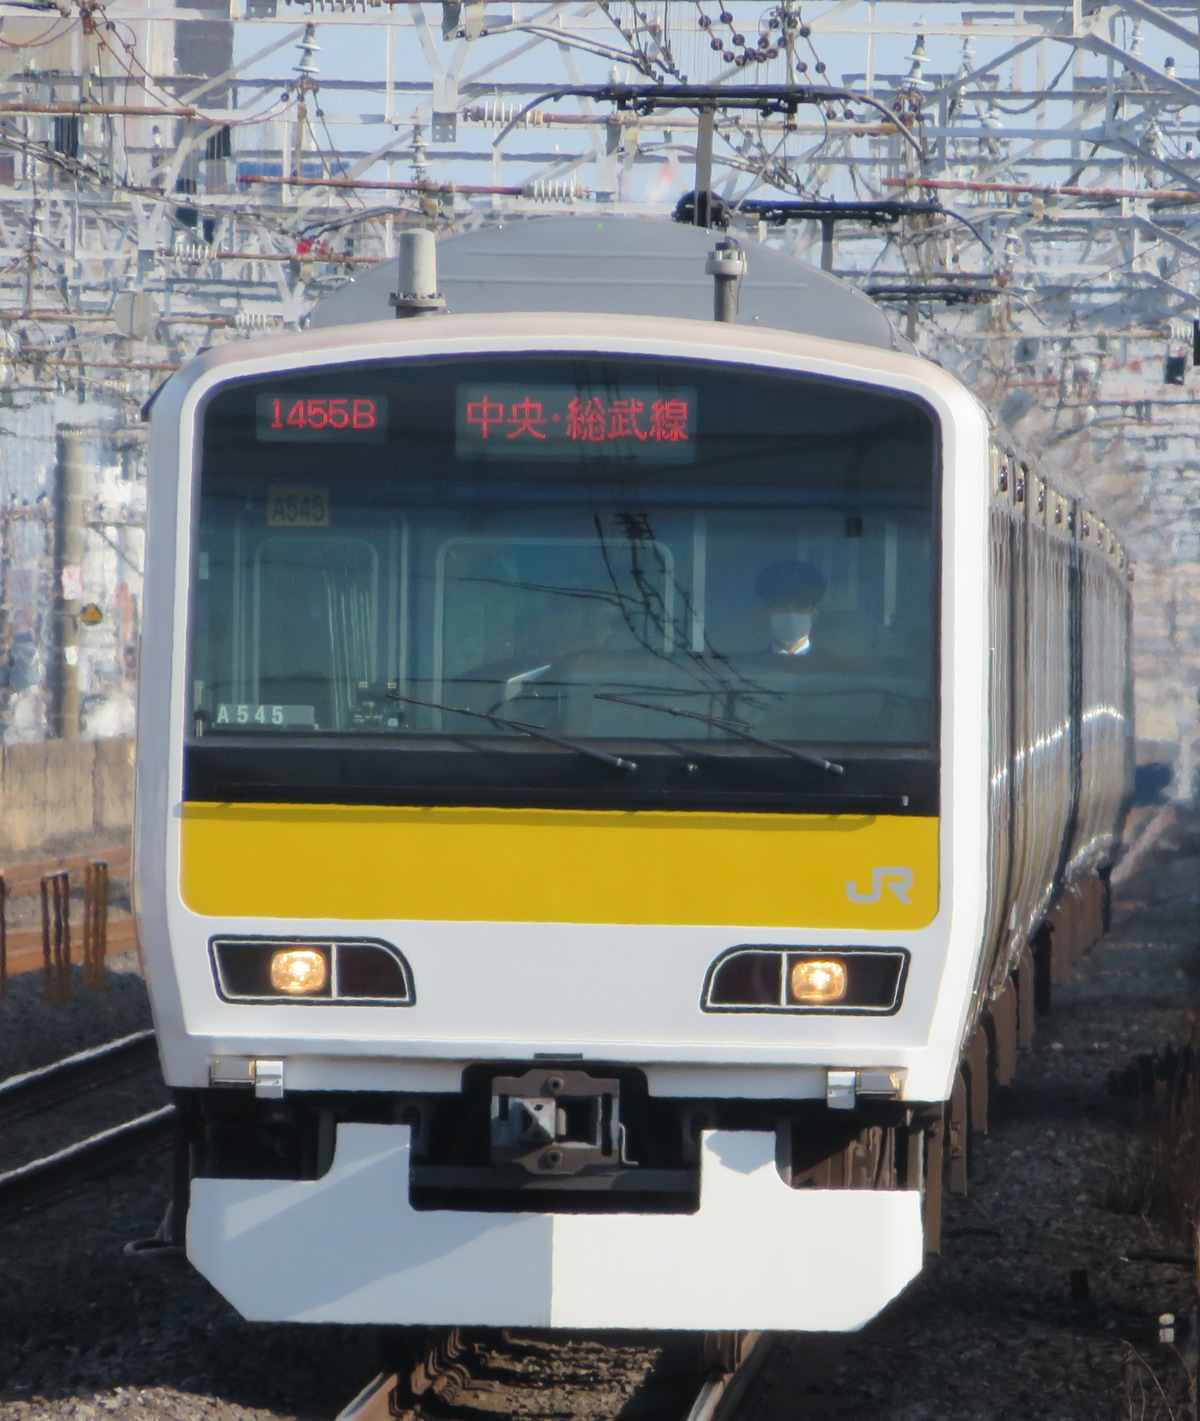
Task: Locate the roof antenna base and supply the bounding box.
[390,228,446,318]
[705,238,746,323]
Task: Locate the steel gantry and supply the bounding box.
[0,1,1196,766]
[0,0,1194,376]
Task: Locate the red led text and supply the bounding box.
[465,393,691,444]
[268,397,379,432]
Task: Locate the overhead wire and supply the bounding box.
[508,18,659,77]
[289,100,374,249]
[595,2,685,81]
[986,51,1075,116]
[0,117,322,252]
[0,5,381,313]
[92,6,299,130]
[0,14,75,50]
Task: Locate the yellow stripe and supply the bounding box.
[181,803,939,928]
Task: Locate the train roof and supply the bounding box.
[307,216,909,352]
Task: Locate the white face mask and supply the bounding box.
[771,611,813,650]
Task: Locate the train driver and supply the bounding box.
[754,559,826,657]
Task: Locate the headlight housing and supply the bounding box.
[702,947,907,1014]
[211,937,414,1005]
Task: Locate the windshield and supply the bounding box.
[188,353,939,813]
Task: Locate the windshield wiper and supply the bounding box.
[594,693,843,776]
[388,692,637,773]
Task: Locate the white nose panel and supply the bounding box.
[189,1123,924,1330]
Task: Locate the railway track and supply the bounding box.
[0,1028,157,1127]
[0,1029,174,1226]
[0,814,1193,1420]
[1,1036,775,1421]
[335,1328,775,1421]
[687,1333,771,1421]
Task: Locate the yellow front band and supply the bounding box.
[181,803,939,928]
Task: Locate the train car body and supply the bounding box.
[135,219,1132,1331]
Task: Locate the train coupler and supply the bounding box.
[489,1067,630,1175]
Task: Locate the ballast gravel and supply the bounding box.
[1,808,1198,1420]
[741,802,1200,1421]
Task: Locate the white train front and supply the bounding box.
[134,219,1132,1331]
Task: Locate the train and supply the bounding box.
[134,215,1133,1331]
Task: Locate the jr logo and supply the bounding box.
[846,867,914,905]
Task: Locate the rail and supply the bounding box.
[334,1328,776,1421]
[0,1029,158,1128]
[689,1333,771,1421]
[0,1030,171,1227]
[0,1107,176,1226]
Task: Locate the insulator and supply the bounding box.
[463,100,543,129]
[234,310,273,329]
[172,243,213,264]
[295,21,319,76]
[523,178,579,202]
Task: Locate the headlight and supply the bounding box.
[788,958,847,1004]
[269,948,329,996]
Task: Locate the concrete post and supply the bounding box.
[821,217,835,272]
[693,106,715,229]
[53,426,87,740]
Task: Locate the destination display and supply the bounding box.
[256,394,387,442]
[455,385,696,462]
